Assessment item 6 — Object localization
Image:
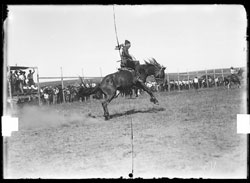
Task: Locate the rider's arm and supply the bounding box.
[115,44,124,50]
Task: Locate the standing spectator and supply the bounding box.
[14,70,19,78]
[53,87,59,104]
[27,69,35,86]
[18,70,25,93]
[22,71,27,86]
[13,70,19,93]
[230,67,236,75]
[208,77,212,87]
[194,77,199,90]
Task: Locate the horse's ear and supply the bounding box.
[144,60,149,65]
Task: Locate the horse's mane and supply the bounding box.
[143,58,162,70]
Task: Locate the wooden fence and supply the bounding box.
[37,67,103,104]
[165,67,244,92]
[37,67,245,104]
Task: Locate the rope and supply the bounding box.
[112,5,122,60]
[128,95,134,179]
[130,116,134,178]
[112,5,134,178]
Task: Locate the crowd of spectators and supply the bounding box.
[9,69,36,95]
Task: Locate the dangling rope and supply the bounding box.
[112,5,122,60]
[130,115,134,179]
[113,5,134,178]
[128,94,134,179]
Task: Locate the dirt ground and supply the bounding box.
[5,87,247,179]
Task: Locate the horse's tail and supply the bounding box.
[85,83,101,96]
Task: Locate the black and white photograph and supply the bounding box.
[2,5,248,179]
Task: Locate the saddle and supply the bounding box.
[118,67,142,83]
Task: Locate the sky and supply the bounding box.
[6,5,247,80]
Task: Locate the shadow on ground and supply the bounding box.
[109,107,165,119]
[87,107,165,119]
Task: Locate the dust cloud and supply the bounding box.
[16,105,86,131]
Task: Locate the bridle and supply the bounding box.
[155,66,166,83]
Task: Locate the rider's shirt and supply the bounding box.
[121,45,133,61]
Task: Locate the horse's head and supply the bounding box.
[144,58,166,83]
[155,65,166,82]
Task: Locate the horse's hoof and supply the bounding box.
[150,98,159,105]
[104,116,110,120]
[150,98,154,103]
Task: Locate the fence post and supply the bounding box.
[196,71,200,89]
[205,69,209,88]
[7,66,14,110]
[167,73,170,92]
[177,70,180,91]
[213,69,217,87]
[37,67,41,105]
[82,68,84,78]
[187,69,190,90]
[61,67,65,103]
[221,69,225,86]
[100,67,102,78]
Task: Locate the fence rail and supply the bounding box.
[164,67,245,92]
[39,76,102,80]
[8,66,244,105]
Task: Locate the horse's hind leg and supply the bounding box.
[136,81,159,105]
[101,91,117,120]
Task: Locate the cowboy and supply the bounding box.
[115,40,134,68]
[115,40,142,82]
[121,40,133,68]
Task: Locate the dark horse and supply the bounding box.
[85,58,166,120]
[224,68,244,89]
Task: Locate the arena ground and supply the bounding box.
[5,86,248,179]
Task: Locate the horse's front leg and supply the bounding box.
[135,81,159,105]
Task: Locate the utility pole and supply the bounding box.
[82,68,84,79]
[37,67,41,105]
[60,67,65,103]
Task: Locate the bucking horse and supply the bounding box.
[84,58,166,120]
